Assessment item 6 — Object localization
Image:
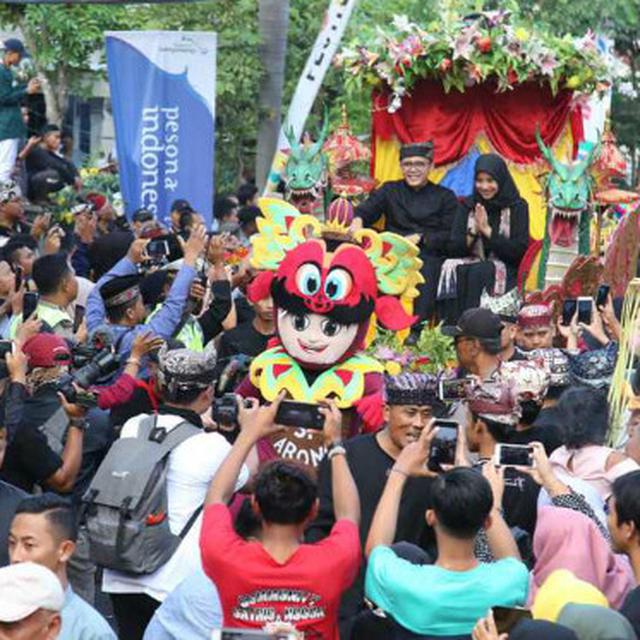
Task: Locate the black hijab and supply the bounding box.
[470,153,522,211]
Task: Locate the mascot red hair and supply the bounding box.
[237,197,423,433]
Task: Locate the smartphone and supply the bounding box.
[23,291,39,320]
[577,296,593,325]
[492,606,532,634]
[146,238,170,259]
[562,298,577,326]
[495,444,535,468]
[13,265,22,292]
[428,420,458,472]
[73,306,85,334]
[596,283,610,309]
[438,378,471,401]
[275,400,325,430]
[0,340,13,359]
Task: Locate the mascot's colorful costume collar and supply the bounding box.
[241,197,424,431]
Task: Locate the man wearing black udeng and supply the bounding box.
[353,142,459,340]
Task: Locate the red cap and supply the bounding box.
[22,334,72,368]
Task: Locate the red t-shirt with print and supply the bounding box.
[200,503,360,640]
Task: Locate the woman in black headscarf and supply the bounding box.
[439,153,530,321]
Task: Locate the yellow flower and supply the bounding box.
[514,27,530,42]
[566,75,581,89]
[385,361,402,376]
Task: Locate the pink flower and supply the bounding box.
[539,53,559,76]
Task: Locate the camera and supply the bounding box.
[212,393,253,426]
[57,347,121,406]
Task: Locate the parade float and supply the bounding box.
[335,8,638,297]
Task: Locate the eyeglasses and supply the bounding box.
[400,160,430,170]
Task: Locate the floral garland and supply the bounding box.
[367,323,457,376]
[336,10,616,112]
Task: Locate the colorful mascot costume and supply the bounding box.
[236,197,423,433]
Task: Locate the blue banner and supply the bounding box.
[105,32,217,227]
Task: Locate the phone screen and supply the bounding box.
[23,292,39,320]
[13,265,22,292]
[562,299,577,326]
[146,239,170,258]
[577,298,593,325]
[498,445,533,467]
[438,378,471,401]
[596,284,610,309]
[275,401,325,430]
[73,306,86,334]
[493,606,532,634]
[428,422,458,471]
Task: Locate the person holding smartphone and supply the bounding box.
[306,372,448,638]
[363,423,528,637]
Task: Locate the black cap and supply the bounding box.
[100,274,143,308]
[170,198,193,214]
[441,308,503,340]
[132,207,154,223]
[3,39,25,56]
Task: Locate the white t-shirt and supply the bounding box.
[102,413,249,601]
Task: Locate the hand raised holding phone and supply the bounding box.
[393,419,439,478]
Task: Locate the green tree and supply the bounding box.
[0,4,130,123]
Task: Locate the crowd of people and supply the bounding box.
[0,35,639,640]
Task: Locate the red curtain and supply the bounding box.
[372,80,583,166]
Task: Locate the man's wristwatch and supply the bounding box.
[69,418,87,431]
[326,441,346,460]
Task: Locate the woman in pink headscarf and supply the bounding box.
[531,506,635,609]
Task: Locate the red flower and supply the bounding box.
[439,58,452,73]
[476,36,492,53]
[415,356,431,365]
[507,68,518,85]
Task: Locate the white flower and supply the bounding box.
[617,81,638,99]
[392,15,413,33]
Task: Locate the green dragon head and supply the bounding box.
[536,130,598,249]
[283,116,329,217]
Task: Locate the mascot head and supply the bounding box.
[249,198,423,369]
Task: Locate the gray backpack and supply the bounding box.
[82,414,202,575]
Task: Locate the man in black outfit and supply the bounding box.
[25,124,79,201]
[354,142,459,334]
[306,373,445,639]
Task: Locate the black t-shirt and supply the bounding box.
[216,321,272,368]
[620,585,640,638]
[502,466,541,538]
[306,433,436,627]
[0,480,26,567]
[0,385,66,493]
[509,425,563,456]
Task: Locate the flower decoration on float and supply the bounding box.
[335,6,616,112]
